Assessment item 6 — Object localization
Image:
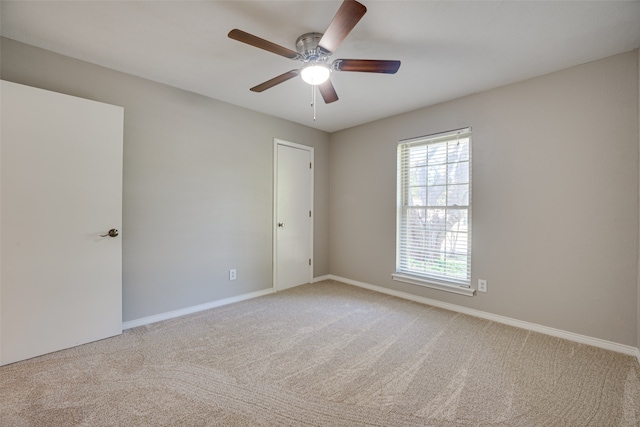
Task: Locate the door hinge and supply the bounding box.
[310,162,312,169]
[309,210,312,217]
[309,259,311,266]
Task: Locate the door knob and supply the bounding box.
[100,228,119,237]
[278,222,284,228]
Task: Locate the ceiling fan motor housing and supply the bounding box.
[296,32,329,62]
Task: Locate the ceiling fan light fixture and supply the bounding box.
[300,63,331,86]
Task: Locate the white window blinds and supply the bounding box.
[396,128,471,287]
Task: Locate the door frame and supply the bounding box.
[273,138,314,291]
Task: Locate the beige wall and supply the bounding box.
[0,37,330,322]
[329,51,639,347]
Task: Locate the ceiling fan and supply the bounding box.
[228,0,400,105]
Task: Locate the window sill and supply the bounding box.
[391,273,476,297]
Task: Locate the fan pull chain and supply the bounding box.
[311,84,317,121]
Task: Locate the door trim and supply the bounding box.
[273,138,314,292]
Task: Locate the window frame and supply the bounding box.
[392,127,474,296]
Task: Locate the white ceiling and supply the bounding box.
[2,1,640,133]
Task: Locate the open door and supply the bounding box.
[0,80,123,365]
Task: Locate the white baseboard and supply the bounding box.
[122,288,274,330]
[312,274,331,283]
[327,275,640,359]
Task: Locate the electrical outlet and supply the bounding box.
[229,269,236,281]
[478,279,487,292]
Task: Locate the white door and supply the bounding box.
[0,80,123,366]
[274,140,313,291]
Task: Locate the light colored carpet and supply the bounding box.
[1,280,639,426]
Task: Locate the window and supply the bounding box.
[393,128,472,295]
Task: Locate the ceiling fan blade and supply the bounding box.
[318,79,339,104]
[228,29,301,60]
[318,0,367,54]
[333,59,401,74]
[250,70,299,93]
